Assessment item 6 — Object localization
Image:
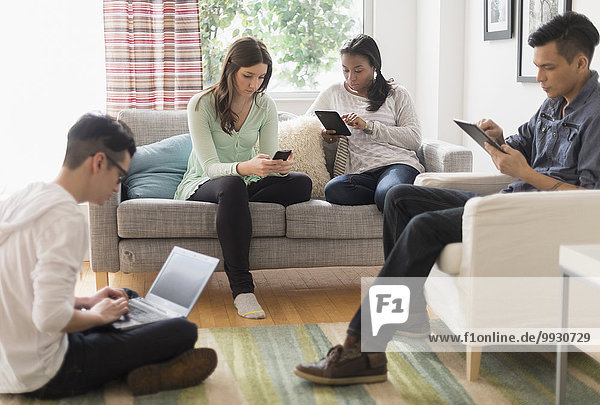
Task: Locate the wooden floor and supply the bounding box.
[76,262,380,328]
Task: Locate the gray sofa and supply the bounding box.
[90,109,473,288]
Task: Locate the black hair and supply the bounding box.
[528,11,600,64]
[63,113,136,170]
[340,34,392,112]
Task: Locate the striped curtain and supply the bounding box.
[103,0,203,117]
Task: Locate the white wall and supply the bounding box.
[415,0,441,143]
[374,0,465,145]
[373,0,417,97]
[0,0,106,196]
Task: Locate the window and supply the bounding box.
[199,0,370,95]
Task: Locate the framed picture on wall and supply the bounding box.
[517,0,572,82]
[484,0,512,40]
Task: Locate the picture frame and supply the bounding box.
[517,0,572,82]
[484,0,512,41]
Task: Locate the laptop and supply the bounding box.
[112,246,219,330]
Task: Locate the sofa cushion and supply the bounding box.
[285,200,383,239]
[117,199,285,238]
[123,133,192,199]
[278,115,331,199]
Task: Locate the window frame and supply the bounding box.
[267,0,374,100]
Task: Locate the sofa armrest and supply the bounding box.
[415,172,516,195]
[89,192,120,273]
[460,190,600,277]
[418,139,473,173]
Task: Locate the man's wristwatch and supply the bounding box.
[364,120,374,135]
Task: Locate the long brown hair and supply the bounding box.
[197,37,273,135]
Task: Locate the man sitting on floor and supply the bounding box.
[295,11,600,385]
[0,113,217,398]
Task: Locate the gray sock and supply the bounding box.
[234,293,265,319]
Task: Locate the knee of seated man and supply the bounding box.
[383,184,421,210]
[166,318,198,347]
[407,211,444,232]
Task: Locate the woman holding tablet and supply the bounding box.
[174,37,311,319]
[307,34,423,211]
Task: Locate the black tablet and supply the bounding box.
[315,110,352,136]
[453,119,506,153]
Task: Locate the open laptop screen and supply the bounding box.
[147,248,217,311]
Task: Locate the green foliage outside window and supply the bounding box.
[199,0,359,90]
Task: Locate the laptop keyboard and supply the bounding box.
[127,300,166,323]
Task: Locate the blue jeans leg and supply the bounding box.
[324,173,377,206]
[347,185,477,343]
[324,164,419,211]
[374,164,420,211]
[27,318,198,399]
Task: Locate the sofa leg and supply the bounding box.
[466,346,482,381]
[95,272,109,290]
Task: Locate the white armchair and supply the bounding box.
[414,172,600,381]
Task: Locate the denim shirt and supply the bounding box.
[503,70,600,192]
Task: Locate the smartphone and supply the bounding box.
[272,149,292,161]
[314,110,352,136]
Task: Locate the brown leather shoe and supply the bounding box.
[127,348,217,396]
[294,345,387,385]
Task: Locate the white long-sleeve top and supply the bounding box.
[307,82,424,174]
[0,182,87,393]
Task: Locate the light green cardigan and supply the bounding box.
[174,91,279,201]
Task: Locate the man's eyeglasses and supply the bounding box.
[91,153,128,184]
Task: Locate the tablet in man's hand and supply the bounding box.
[453,119,506,153]
[315,110,352,136]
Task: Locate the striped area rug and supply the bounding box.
[2,322,600,404]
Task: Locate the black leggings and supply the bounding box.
[188,172,312,297]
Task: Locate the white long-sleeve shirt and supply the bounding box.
[307,82,424,174]
[0,182,87,393]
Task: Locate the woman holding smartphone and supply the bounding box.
[175,37,311,319]
[307,34,423,211]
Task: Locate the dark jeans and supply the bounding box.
[27,317,198,399]
[189,172,312,297]
[347,184,477,346]
[324,164,420,212]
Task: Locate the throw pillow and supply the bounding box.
[332,136,349,177]
[278,115,331,198]
[123,133,192,199]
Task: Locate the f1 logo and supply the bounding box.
[368,285,410,336]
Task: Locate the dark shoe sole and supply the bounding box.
[127,348,217,396]
[294,368,387,385]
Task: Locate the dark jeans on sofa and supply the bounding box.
[324,164,420,212]
[189,172,312,297]
[346,184,477,347]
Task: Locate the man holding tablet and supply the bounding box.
[295,11,600,385]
